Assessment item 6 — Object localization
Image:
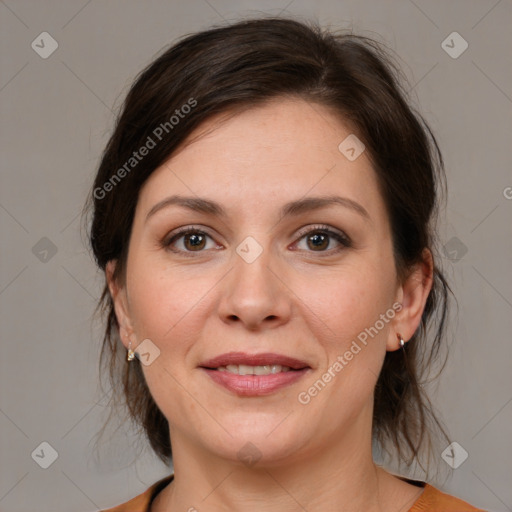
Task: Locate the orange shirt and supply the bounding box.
[101,474,487,511]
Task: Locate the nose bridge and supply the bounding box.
[233,235,277,301]
[234,238,273,292]
[218,234,290,328]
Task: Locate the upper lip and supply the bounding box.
[200,352,310,370]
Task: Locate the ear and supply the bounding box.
[106,260,135,350]
[387,248,434,351]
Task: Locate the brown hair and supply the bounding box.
[84,16,452,473]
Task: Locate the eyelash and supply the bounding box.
[161,224,352,257]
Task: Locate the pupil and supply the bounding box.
[309,233,327,250]
[187,234,205,249]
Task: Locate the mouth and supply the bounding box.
[215,364,295,375]
[199,352,311,396]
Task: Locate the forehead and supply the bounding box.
[136,97,386,225]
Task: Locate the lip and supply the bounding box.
[199,352,310,370]
[199,352,311,397]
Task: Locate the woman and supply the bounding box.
[86,16,486,511]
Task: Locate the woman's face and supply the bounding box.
[109,97,422,465]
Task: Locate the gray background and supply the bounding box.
[1,1,511,511]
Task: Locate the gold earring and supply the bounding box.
[397,333,405,349]
[127,336,135,361]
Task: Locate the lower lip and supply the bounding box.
[200,368,310,396]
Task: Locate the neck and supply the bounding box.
[151,404,409,511]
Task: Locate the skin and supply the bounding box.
[107,97,433,511]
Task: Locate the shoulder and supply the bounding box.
[101,474,174,512]
[409,483,487,511]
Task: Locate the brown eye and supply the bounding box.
[294,225,352,254]
[182,232,206,251]
[306,232,329,251]
[163,228,218,254]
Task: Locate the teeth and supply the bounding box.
[217,364,291,375]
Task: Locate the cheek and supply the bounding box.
[296,259,396,345]
[126,262,204,418]
[127,255,206,341]
[294,260,395,396]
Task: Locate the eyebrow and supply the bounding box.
[145,194,370,223]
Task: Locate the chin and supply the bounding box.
[202,419,313,467]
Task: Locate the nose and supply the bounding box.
[217,242,292,331]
